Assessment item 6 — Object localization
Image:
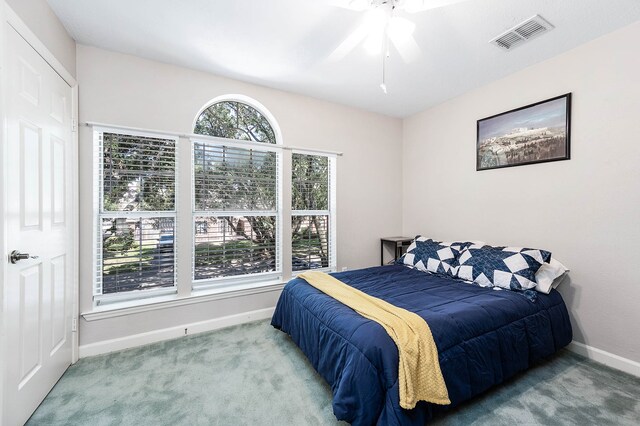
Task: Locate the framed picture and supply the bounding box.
[476,93,571,171]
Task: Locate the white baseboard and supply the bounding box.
[567,341,640,377]
[79,314,640,378]
[79,307,276,358]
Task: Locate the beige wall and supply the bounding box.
[77,45,403,345]
[5,0,75,77]
[403,21,640,362]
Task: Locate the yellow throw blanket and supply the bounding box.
[298,271,450,409]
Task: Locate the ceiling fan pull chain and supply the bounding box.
[380,29,389,93]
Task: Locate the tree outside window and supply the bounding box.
[193,101,280,280]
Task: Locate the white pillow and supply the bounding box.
[535,258,569,294]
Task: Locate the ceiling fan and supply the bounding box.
[328,0,471,92]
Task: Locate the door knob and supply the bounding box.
[9,250,38,264]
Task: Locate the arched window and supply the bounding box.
[194,100,277,144]
[91,98,335,304]
[192,97,282,284]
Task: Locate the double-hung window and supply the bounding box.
[191,101,282,288]
[291,152,336,272]
[91,97,337,309]
[94,129,178,305]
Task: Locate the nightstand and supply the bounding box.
[380,237,413,265]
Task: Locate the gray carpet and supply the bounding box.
[28,320,640,425]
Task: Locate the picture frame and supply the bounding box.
[476,93,571,171]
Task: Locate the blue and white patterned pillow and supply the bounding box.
[456,245,552,290]
[399,237,469,277]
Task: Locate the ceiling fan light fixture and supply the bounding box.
[363,7,390,30]
[362,8,390,55]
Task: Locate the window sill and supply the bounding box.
[82,279,286,322]
[291,267,335,277]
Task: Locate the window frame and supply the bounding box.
[92,127,179,306]
[87,97,340,314]
[189,132,284,291]
[291,149,337,275]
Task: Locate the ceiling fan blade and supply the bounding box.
[402,0,472,13]
[328,22,370,61]
[388,32,421,63]
[328,0,371,12]
[387,16,420,63]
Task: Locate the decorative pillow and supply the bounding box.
[456,245,552,290]
[399,236,470,276]
[534,258,569,294]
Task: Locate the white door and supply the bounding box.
[2,24,74,426]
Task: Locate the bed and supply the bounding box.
[271,264,573,425]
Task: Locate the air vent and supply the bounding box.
[490,15,554,50]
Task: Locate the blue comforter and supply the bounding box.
[271,265,572,425]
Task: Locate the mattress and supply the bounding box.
[271,265,573,425]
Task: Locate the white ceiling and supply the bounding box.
[48,0,640,117]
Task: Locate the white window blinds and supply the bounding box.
[192,139,281,284]
[89,116,340,307]
[291,152,336,272]
[94,130,178,303]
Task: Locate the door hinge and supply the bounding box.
[71,118,78,133]
[72,317,78,332]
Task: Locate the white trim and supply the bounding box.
[0,3,8,421]
[193,210,277,217]
[192,277,284,294]
[98,211,177,218]
[292,147,339,158]
[191,132,196,286]
[292,210,331,216]
[277,138,284,282]
[93,125,177,142]
[191,94,284,146]
[71,85,80,363]
[79,307,276,358]
[329,156,338,270]
[192,272,283,290]
[93,126,179,302]
[191,134,282,152]
[291,267,334,277]
[94,287,178,306]
[83,121,344,156]
[4,5,76,87]
[82,281,284,321]
[92,130,101,295]
[567,341,640,377]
